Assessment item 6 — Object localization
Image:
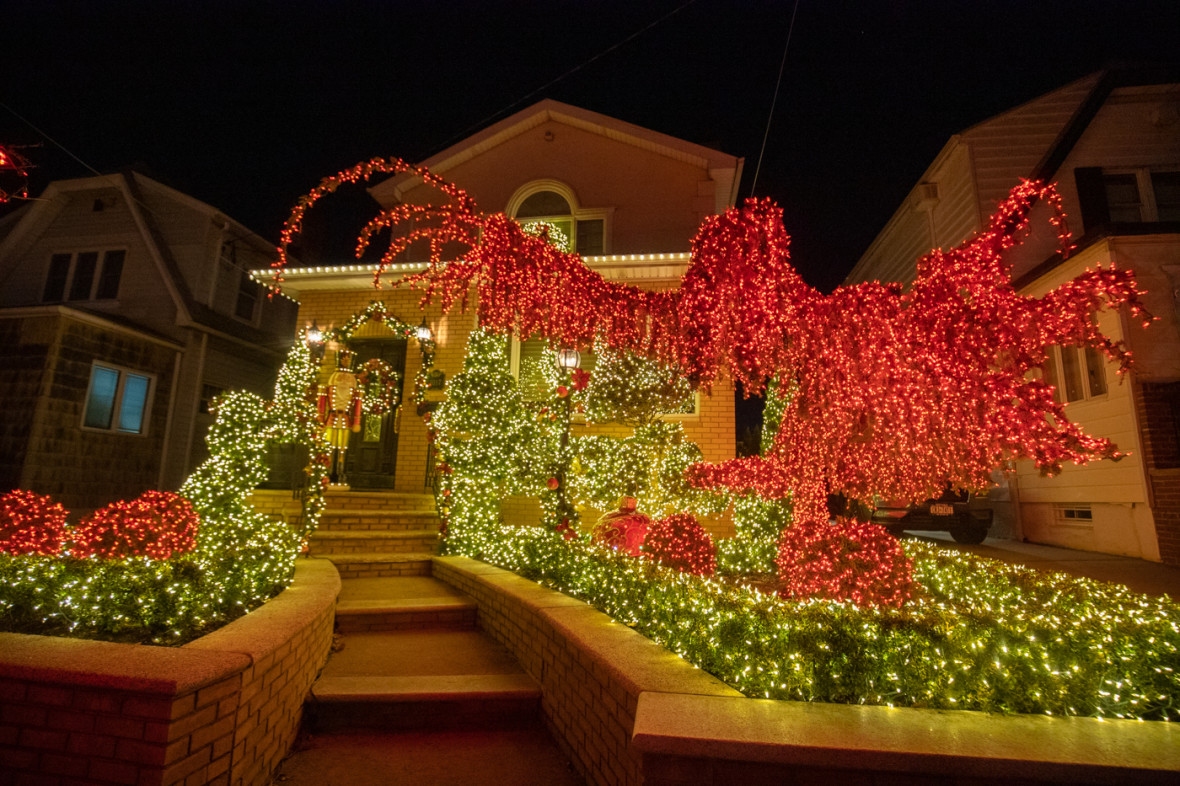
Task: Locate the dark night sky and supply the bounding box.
[2,0,1176,292]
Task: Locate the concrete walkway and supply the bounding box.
[909,531,1180,600]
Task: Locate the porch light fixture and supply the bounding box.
[306,321,326,364]
[416,318,436,367]
[557,348,581,371]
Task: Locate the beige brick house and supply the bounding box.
[844,67,1180,564]
[259,100,744,528]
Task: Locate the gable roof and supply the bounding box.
[369,98,744,211]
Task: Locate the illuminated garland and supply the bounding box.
[522,220,572,253]
[0,490,67,556]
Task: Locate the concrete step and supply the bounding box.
[317,509,441,532]
[309,627,541,732]
[309,529,440,554]
[335,585,476,632]
[308,674,542,731]
[323,490,437,512]
[327,553,435,579]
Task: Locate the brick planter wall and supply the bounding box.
[433,556,1180,786]
[0,558,339,786]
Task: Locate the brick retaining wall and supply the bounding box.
[432,556,1180,786]
[0,558,339,786]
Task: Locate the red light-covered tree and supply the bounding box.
[272,162,1149,604]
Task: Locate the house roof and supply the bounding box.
[369,98,744,210]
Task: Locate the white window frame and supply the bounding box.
[1043,345,1108,404]
[506,180,613,255]
[80,361,156,436]
[1102,167,1180,222]
[1054,504,1094,528]
[43,249,126,303]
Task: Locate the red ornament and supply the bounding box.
[592,502,650,557]
[556,385,569,398]
[547,477,560,491]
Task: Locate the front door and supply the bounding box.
[344,338,408,489]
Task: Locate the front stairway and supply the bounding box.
[274,490,582,784]
[309,490,441,578]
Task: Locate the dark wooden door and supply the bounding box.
[344,338,407,489]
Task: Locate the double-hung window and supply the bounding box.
[81,362,154,435]
[1042,345,1107,403]
[43,250,125,302]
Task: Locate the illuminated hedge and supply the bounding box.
[470,525,1180,721]
[644,513,716,576]
[67,491,198,560]
[0,490,67,556]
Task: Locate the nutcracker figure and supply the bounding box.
[317,349,362,485]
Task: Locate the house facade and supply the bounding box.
[844,67,1180,565]
[0,171,298,512]
[259,100,744,532]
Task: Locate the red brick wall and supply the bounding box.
[0,559,338,785]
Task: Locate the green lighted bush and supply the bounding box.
[472,526,1180,721]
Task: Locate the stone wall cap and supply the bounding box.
[632,691,1180,779]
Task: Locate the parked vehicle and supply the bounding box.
[870,487,994,544]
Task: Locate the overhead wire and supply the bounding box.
[749,0,800,198]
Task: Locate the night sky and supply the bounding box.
[2,0,1175,292]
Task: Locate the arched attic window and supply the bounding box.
[506,180,608,255]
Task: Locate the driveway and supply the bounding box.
[907,531,1180,601]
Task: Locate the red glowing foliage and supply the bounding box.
[776,518,913,608]
[592,511,651,557]
[0,490,67,556]
[276,163,1149,604]
[68,491,199,560]
[644,513,717,577]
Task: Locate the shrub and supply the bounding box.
[0,490,67,556]
[775,517,912,607]
[644,512,716,576]
[68,491,199,560]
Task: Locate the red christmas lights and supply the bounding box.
[275,162,1149,604]
[68,491,199,560]
[643,513,716,577]
[0,490,67,556]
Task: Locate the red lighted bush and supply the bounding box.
[0,490,67,556]
[776,518,913,608]
[643,513,716,576]
[68,491,199,560]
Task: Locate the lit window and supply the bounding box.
[42,250,125,302]
[1043,345,1107,403]
[82,363,154,434]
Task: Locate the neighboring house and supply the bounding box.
[845,67,1180,565]
[0,171,299,512]
[259,99,743,532]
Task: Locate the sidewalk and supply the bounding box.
[910,531,1180,601]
